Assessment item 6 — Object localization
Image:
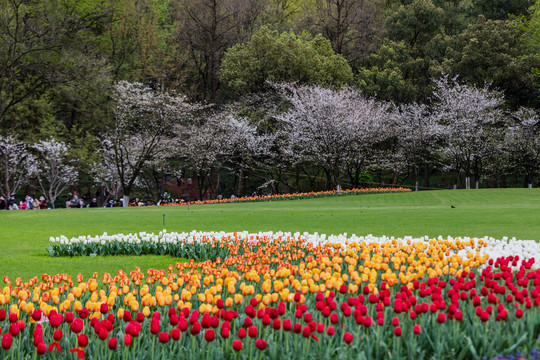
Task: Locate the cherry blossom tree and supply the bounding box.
[225,115,272,195]
[393,103,442,191]
[274,83,391,190]
[174,113,233,200]
[432,77,504,189]
[105,81,198,206]
[92,139,123,203]
[505,108,540,188]
[0,135,36,199]
[33,138,77,208]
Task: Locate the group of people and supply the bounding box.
[0,195,48,210]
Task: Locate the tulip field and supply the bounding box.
[1,189,540,359]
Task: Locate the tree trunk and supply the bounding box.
[237,169,244,196]
[123,195,129,207]
[424,154,430,189]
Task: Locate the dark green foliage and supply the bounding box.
[219,27,354,95]
[439,16,540,107]
[469,0,534,20]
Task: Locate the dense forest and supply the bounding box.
[1,0,540,206]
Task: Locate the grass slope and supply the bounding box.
[0,188,538,280]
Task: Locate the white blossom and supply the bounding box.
[33,138,77,208]
[0,135,36,198]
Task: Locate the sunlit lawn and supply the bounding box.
[0,188,538,280]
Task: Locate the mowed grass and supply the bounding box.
[0,188,539,281]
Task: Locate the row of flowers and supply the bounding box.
[47,230,540,264]
[2,234,540,358]
[150,187,411,207]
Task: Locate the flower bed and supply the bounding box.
[2,233,540,359]
[47,230,540,262]
[150,186,411,207]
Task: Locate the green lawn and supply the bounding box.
[0,188,538,281]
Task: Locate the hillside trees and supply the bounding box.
[219,27,354,95]
[0,0,112,130]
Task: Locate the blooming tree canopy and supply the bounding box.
[33,138,77,208]
[0,135,36,199]
[103,81,198,206]
[274,83,391,189]
[432,77,504,189]
[393,102,441,190]
[505,108,540,187]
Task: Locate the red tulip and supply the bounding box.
[394,327,402,337]
[123,311,132,322]
[201,314,212,328]
[232,340,243,351]
[238,328,247,339]
[9,323,19,337]
[515,309,524,318]
[98,328,109,340]
[36,342,47,355]
[100,303,108,314]
[2,333,13,350]
[216,299,224,309]
[283,319,292,331]
[53,329,63,342]
[413,324,421,334]
[179,318,188,332]
[436,313,446,324]
[204,329,215,342]
[344,332,354,344]
[108,337,118,350]
[32,309,42,322]
[255,339,267,350]
[191,322,201,335]
[8,313,17,323]
[0,309,5,322]
[78,334,88,348]
[150,320,160,335]
[70,318,84,334]
[16,320,25,332]
[65,312,74,324]
[159,331,169,344]
[327,326,335,336]
[171,328,181,341]
[78,308,89,319]
[248,326,258,338]
[124,334,132,346]
[363,316,372,327]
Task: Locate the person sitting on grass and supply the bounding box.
[7,196,18,210]
[39,197,47,209]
